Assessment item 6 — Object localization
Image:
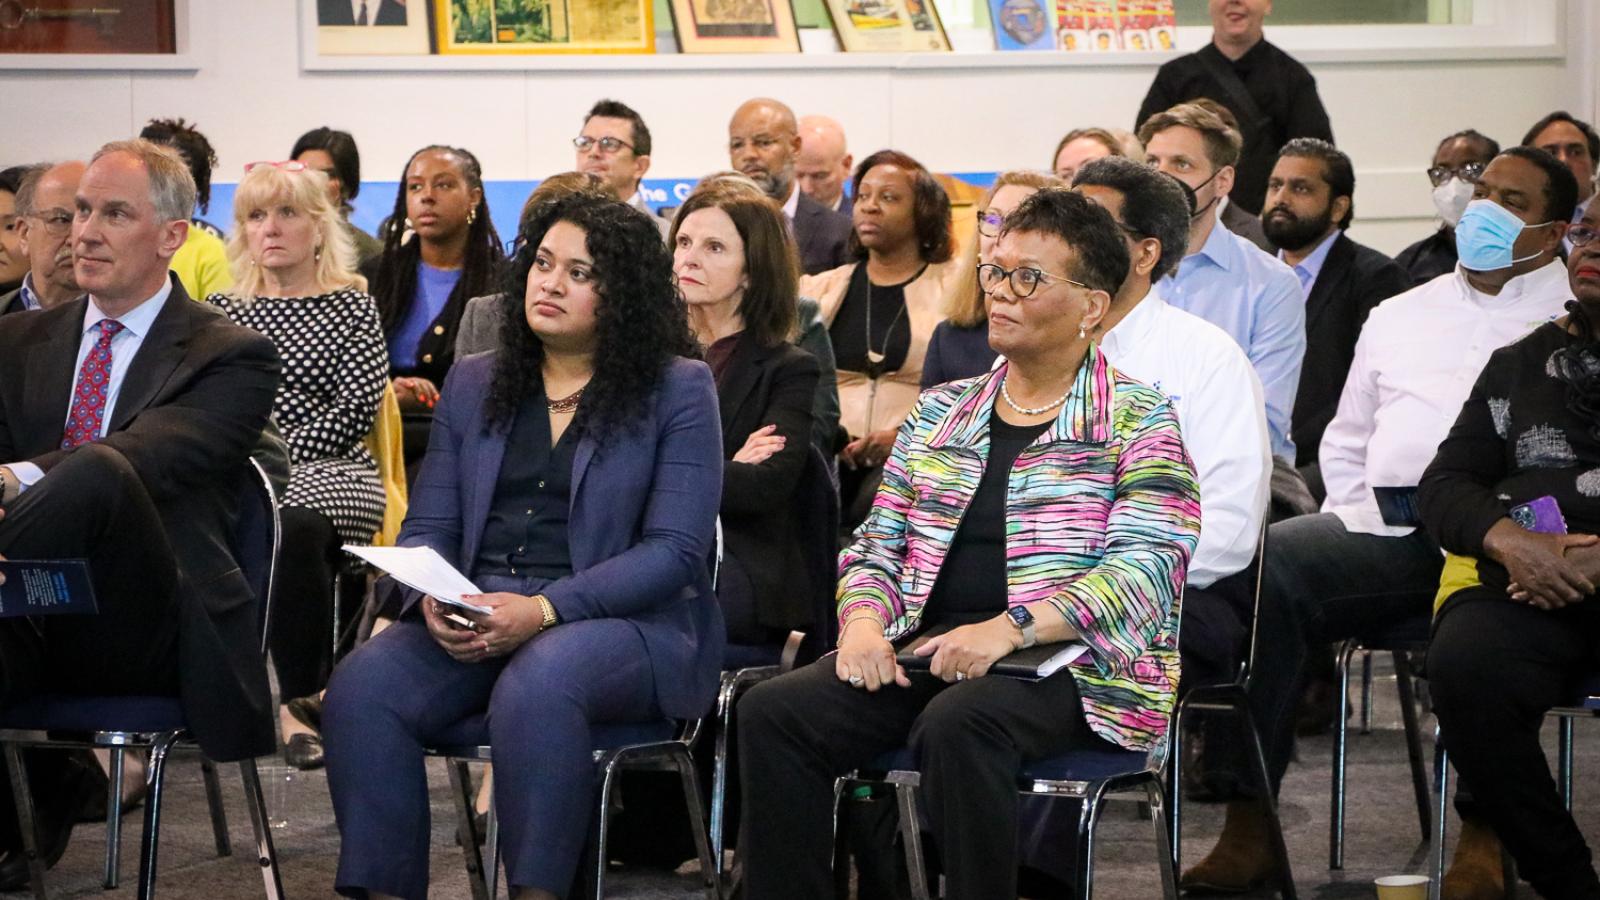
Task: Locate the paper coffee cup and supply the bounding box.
[1374,874,1428,899]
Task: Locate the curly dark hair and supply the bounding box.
[138,117,217,214]
[488,193,698,444]
[846,149,953,264]
[370,145,504,365]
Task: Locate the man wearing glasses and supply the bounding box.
[728,97,851,275]
[573,98,671,239]
[2,162,84,316]
[1396,129,1499,288]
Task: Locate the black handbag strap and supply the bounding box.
[1196,47,1270,142]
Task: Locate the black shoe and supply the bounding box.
[0,752,99,890]
[285,695,322,733]
[284,733,325,770]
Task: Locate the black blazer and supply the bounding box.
[717,333,822,631]
[0,288,23,317]
[0,281,283,761]
[1221,199,1273,253]
[317,0,406,25]
[794,191,852,277]
[1292,233,1411,468]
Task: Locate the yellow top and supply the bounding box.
[1434,552,1481,615]
[170,224,232,300]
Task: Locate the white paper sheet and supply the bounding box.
[342,545,492,615]
[1035,643,1090,678]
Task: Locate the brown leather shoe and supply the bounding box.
[1442,815,1505,900]
[1180,801,1279,894]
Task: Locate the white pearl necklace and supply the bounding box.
[1000,376,1073,416]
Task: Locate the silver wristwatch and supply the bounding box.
[1006,605,1037,649]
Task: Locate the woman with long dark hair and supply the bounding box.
[366,145,503,471]
[323,193,724,900]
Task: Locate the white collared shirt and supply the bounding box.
[1100,291,1272,587]
[781,182,800,221]
[349,0,377,24]
[1320,260,1571,536]
[7,279,174,490]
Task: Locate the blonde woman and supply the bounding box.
[923,170,1066,390]
[209,161,389,770]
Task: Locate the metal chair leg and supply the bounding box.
[890,775,931,900]
[1146,781,1179,900]
[1359,649,1375,734]
[1331,641,1355,870]
[1074,783,1108,900]
[200,755,232,857]
[1167,700,1186,876]
[1428,738,1450,900]
[674,751,723,899]
[1559,717,1575,812]
[136,733,180,900]
[484,798,500,900]
[238,758,285,900]
[1393,652,1432,843]
[709,674,739,875]
[104,745,126,888]
[592,757,626,900]
[447,761,489,900]
[4,743,46,900]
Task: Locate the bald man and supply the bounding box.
[729,98,851,275]
[2,161,86,315]
[797,115,854,215]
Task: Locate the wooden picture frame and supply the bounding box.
[821,0,948,52]
[434,0,654,54]
[312,0,435,55]
[667,0,801,54]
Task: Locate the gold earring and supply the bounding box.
[1078,324,1087,339]
[468,208,478,226]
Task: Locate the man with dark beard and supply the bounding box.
[1262,138,1410,499]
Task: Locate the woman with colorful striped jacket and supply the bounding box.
[737,189,1201,900]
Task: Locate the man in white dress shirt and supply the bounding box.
[1181,147,1578,895]
[1072,157,1272,688]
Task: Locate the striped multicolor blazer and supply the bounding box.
[837,347,1201,750]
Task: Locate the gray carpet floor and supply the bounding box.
[11,660,1600,898]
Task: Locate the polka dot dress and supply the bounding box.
[209,289,389,545]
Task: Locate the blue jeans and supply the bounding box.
[323,586,660,899]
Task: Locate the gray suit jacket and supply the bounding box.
[455,293,502,359]
[1222,199,1274,253]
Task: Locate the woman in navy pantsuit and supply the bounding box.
[322,193,725,900]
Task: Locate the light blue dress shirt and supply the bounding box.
[1280,229,1341,300]
[1158,217,1306,462]
[17,273,42,312]
[8,279,174,490]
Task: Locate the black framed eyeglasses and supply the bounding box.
[976,262,1089,299]
[1570,224,1599,249]
[573,135,634,155]
[976,208,1006,237]
[1427,161,1487,187]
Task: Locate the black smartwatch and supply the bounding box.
[1005,605,1037,648]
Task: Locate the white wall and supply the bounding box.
[4,0,1595,256]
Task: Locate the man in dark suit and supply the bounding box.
[729,98,851,275]
[1136,0,1332,216]
[0,162,86,318]
[1260,138,1409,499]
[0,140,281,884]
[317,0,406,25]
[797,114,854,217]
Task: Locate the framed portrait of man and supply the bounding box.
[434,0,654,54]
[310,0,433,53]
[668,0,801,53]
[822,0,949,52]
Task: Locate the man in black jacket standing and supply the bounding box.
[1136,0,1333,217]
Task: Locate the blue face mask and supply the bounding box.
[1455,199,1555,272]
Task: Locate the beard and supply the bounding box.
[1262,205,1334,252]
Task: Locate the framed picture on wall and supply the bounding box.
[434,0,654,54]
[989,0,1055,50]
[312,0,435,54]
[667,0,801,53]
[822,0,948,52]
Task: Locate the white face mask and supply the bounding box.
[1432,177,1475,228]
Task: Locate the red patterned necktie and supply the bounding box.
[61,319,125,449]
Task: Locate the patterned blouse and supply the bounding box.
[837,346,1201,750]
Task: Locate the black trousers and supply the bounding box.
[737,654,1108,900]
[269,506,340,701]
[1233,513,1441,795]
[0,444,180,699]
[1429,586,1600,900]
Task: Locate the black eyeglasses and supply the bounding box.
[573,135,634,155]
[1570,224,1598,249]
[1427,161,1487,187]
[976,263,1089,299]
